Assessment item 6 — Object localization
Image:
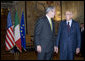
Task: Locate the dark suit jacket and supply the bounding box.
[56,20,81,53]
[81,29,85,56]
[34,16,56,52]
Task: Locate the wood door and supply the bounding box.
[1,8,9,53]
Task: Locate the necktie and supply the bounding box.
[49,19,53,31]
[68,22,70,32]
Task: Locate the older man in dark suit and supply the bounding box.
[34,6,57,60]
[55,11,81,60]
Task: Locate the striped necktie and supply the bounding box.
[67,22,70,32]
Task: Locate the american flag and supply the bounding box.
[5,12,15,51]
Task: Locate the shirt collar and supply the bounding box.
[46,15,51,21]
[66,19,72,24]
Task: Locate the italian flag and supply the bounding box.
[14,11,22,52]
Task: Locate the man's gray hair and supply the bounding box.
[45,6,55,14]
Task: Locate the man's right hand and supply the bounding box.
[54,46,58,54]
[37,45,41,53]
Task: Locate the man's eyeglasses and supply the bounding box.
[65,14,72,15]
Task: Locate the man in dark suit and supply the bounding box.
[80,23,85,59]
[34,6,57,60]
[55,11,81,60]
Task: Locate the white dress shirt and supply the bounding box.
[66,19,72,27]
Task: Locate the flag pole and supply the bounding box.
[13,46,21,60]
[25,1,28,34]
[14,7,21,60]
[13,2,19,60]
[14,7,18,60]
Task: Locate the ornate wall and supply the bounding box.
[1,1,84,48]
[25,1,84,36]
[8,1,84,36]
[62,1,84,23]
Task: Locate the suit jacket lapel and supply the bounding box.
[70,20,74,32]
[70,20,74,30]
[45,16,53,31]
[45,16,52,31]
[52,19,54,31]
[64,20,68,32]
